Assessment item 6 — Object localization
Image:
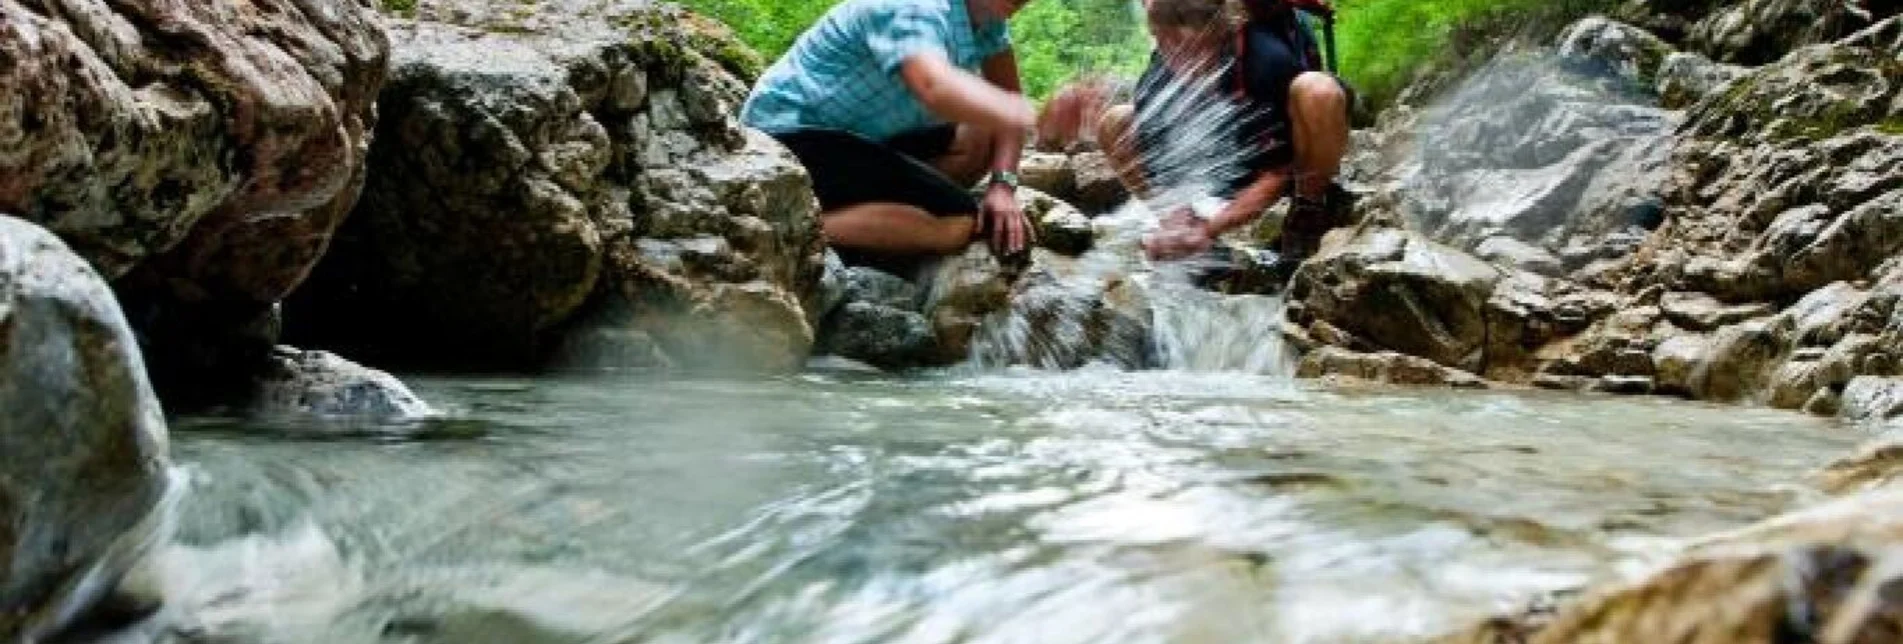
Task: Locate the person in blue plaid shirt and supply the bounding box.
[743,0,1039,269]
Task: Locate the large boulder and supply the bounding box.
[0,0,390,402]
[0,216,173,639]
[1365,50,1678,269]
[287,1,824,371]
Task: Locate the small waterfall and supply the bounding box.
[969,202,1296,377]
[970,47,1299,377]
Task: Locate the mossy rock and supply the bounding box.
[1691,44,1903,143]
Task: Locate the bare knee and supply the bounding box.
[1290,72,1348,116]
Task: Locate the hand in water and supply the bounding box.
[1142,207,1214,261]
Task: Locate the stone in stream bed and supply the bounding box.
[0,216,175,640]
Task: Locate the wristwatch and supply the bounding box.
[988,170,1020,189]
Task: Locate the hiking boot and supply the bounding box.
[1278,183,1355,261]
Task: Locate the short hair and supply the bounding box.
[1145,0,1235,28]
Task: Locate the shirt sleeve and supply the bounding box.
[867,4,953,74]
[976,21,1013,58]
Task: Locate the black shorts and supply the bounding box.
[769,126,978,218]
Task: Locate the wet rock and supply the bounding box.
[1557,16,1675,89]
[1191,243,1289,296]
[1659,292,1776,331]
[1019,153,1077,204]
[971,249,1154,370]
[1020,187,1093,256]
[922,245,1016,363]
[815,303,939,370]
[1296,346,1487,389]
[0,216,173,640]
[1290,227,1502,373]
[252,348,435,421]
[1687,0,1895,65]
[288,5,823,371]
[838,267,921,311]
[1840,376,1903,425]
[1070,151,1128,214]
[1655,52,1747,109]
[1592,375,1657,394]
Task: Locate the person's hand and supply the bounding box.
[1142,208,1215,261]
[980,183,1035,256]
[1003,94,1037,133]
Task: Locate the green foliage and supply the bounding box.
[671,0,1151,100]
[381,0,417,17]
[672,0,1615,109]
[1333,0,1614,109]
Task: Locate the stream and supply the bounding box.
[100,357,1853,643]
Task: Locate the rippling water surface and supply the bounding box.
[100,366,1856,644]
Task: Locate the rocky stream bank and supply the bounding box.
[2,0,1902,639]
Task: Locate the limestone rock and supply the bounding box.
[1296,346,1487,389]
[1368,56,1677,263]
[1686,317,1795,402]
[1476,236,1565,276]
[1687,0,1896,65]
[922,245,1016,364]
[1019,153,1077,204]
[252,347,435,421]
[1290,227,1502,373]
[288,6,823,372]
[1021,188,1094,256]
[1656,52,1746,109]
[1841,376,1903,425]
[1659,291,1776,331]
[970,250,1153,370]
[0,0,388,287]
[1557,16,1675,89]
[0,216,173,639]
[1070,151,1128,214]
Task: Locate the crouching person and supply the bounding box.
[742,0,1041,271]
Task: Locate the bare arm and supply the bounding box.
[979,49,1025,177]
[900,52,1035,133]
[1204,170,1290,237]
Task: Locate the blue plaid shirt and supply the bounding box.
[741,0,1012,142]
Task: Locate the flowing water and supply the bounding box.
[95,363,1856,644]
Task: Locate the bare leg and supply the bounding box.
[821,204,975,256]
[1288,72,1351,199]
[928,124,996,187]
[1094,104,1151,197]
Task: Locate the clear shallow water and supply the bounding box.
[100,368,1855,644]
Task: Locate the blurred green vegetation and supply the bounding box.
[675,0,1613,107]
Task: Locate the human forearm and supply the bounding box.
[1205,171,1290,237]
[982,50,1025,175]
[903,53,1034,133]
